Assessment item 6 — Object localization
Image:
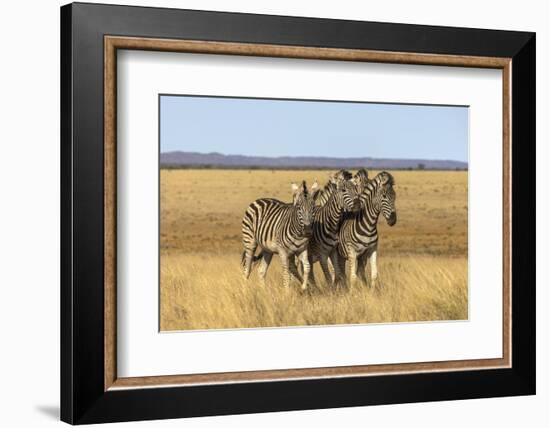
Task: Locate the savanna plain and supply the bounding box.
[160,169,468,331]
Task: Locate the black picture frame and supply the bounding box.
[61,2,535,424]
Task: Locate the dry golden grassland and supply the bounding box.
[160,169,468,331]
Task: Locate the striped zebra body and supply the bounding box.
[305,173,361,286]
[336,171,397,288]
[241,181,318,290]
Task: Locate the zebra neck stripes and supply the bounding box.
[314,182,335,207]
[338,172,396,259]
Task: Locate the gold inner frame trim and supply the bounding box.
[104,35,512,391]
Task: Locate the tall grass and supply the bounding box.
[160,252,467,331]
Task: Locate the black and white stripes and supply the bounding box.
[336,171,397,288]
[240,169,397,290]
[306,171,361,286]
[241,181,319,290]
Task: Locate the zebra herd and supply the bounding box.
[241,169,397,291]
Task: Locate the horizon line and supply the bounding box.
[160,150,468,164]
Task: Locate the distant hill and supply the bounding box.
[160,151,467,170]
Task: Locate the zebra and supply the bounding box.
[309,168,367,285]
[335,171,397,288]
[241,180,319,290]
[302,171,361,286]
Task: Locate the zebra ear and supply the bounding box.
[330,172,345,189]
[310,180,320,196]
[291,182,300,194]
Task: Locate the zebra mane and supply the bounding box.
[314,170,352,206]
[312,183,331,206]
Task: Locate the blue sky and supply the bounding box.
[160,95,468,162]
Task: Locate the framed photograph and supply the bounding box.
[61,2,535,424]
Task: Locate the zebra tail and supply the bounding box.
[240,251,263,270]
[240,251,246,268]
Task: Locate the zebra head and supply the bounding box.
[375,172,397,226]
[291,180,319,236]
[333,169,353,181]
[329,171,361,213]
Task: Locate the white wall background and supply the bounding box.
[0,0,545,426]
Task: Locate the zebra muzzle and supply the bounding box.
[387,212,397,226]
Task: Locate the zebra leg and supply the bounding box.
[288,257,304,285]
[279,252,292,288]
[330,250,346,288]
[307,262,318,288]
[297,255,304,277]
[319,256,333,287]
[370,248,379,289]
[357,253,369,287]
[242,243,257,280]
[298,250,311,291]
[348,250,359,289]
[294,256,316,287]
[257,251,273,285]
